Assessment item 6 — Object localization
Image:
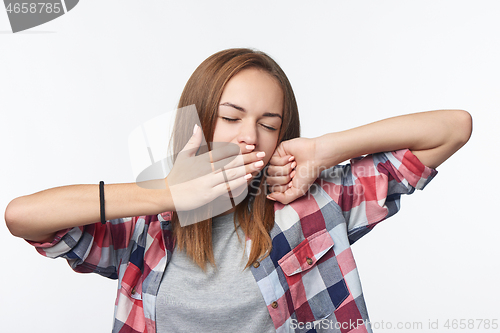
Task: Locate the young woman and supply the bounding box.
[5,48,472,333]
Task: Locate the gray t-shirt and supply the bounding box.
[156,212,275,333]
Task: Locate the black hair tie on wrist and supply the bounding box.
[99,181,106,224]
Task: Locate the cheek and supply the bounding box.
[213,121,233,143]
[262,141,279,165]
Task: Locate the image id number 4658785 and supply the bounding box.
[443,319,498,330]
[6,2,62,14]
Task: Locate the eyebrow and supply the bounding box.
[220,102,282,119]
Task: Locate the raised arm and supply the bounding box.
[5,125,266,243]
[316,109,472,169]
[267,109,472,204]
[4,183,173,243]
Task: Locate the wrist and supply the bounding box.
[314,133,343,169]
[157,178,175,213]
[131,179,175,214]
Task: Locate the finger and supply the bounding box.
[209,142,241,162]
[186,142,240,173]
[209,161,254,187]
[266,174,292,187]
[269,154,294,167]
[225,158,266,181]
[211,152,268,188]
[212,172,252,198]
[220,151,266,172]
[240,150,265,165]
[210,143,257,172]
[206,143,256,166]
[178,124,203,159]
[272,141,293,159]
[266,184,290,194]
[266,161,296,178]
[267,187,304,205]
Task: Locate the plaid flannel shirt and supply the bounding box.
[29,149,436,333]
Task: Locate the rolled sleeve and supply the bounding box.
[27,227,83,258]
[318,149,437,244]
[26,217,137,279]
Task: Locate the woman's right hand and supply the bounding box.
[5,125,267,241]
[165,125,266,213]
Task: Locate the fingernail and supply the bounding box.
[267,195,276,201]
[288,182,293,188]
[246,145,255,150]
[244,173,252,180]
[256,151,266,158]
[288,156,295,162]
[291,161,297,169]
[254,160,264,168]
[290,170,296,178]
[193,124,199,135]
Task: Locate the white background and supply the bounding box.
[1,1,499,332]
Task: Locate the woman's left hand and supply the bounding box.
[266,137,321,204]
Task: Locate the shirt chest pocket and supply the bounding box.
[278,229,349,323]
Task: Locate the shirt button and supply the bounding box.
[131,287,136,295]
[306,257,313,265]
[252,261,260,268]
[271,301,278,309]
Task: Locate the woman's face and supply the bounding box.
[214,67,283,167]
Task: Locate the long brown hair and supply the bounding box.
[171,48,300,269]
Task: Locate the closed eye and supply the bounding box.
[260,124,277,131]
[221,116,277,131]
[222,117,239,122]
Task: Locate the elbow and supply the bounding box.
[5,197,56,243]
[5,197,29,238]
[411,110,472,169]
[449,109,473,148]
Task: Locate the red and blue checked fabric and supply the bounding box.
[28,149,436,333]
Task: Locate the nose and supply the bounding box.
[237,121,257,146]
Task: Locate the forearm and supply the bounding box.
[316,110,472,169]
[5,182,173,242]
